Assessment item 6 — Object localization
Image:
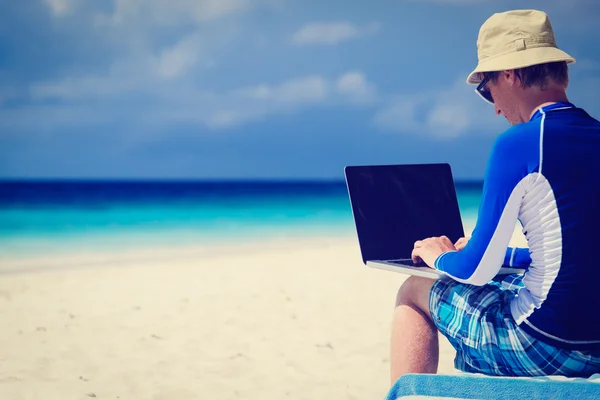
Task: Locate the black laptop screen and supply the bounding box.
[345,163,465,264]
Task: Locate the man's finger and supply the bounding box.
[454,237,470,251]
[411,248,422,264]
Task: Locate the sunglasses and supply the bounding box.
[476,75,494,104]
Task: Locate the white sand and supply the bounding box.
[0,225,527,399]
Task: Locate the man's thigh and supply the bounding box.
[429,277,507,348]
[429,275,600,377]
[429,275,536,375]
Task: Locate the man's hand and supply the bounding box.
[411,236,457,268]
[454,237,470,251]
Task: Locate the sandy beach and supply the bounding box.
[0,226,526,400]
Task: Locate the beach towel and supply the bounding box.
[385,372,600,400]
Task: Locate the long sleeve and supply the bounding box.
[433,126,536,285]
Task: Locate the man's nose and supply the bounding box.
[495,104,502,116]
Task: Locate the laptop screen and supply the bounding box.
[344,163,465,264]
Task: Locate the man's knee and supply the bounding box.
[395,276,436,319]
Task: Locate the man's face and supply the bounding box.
[485,72,526,125]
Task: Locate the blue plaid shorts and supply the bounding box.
[430,273,600,377]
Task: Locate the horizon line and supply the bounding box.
[0,177,485,184]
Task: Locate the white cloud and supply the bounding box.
[23,69,509,138]
[30,74,145,100]
[203,76,329,127]
[336,72,367,95]
[335,71,377,104]
[95,0,252,26]
[43,0,73,16]
[373,98,423,133]
[31,77,109,100]
[292,21,380,46]
[23,70,374,131]
[29,32,213,100]
[169,71,374,128]
[29,53,159,100]
[234,76,327,103]
[374,78,505,138]
[156,34,205,79]
[426,103,470,134]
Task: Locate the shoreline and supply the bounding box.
[0,218,528,275]
[0,226,356,274]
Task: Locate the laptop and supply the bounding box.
[344,163,525,279]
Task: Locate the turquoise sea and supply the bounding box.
[0,180,483,258]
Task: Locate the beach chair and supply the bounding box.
[385,372,600,400]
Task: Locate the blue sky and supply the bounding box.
[1,0,599,180]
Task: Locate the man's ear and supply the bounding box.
[503,70,516,85]
[504,70,522,87]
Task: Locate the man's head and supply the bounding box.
[468,10,575,124]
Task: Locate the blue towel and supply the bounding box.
[386,373,600,400]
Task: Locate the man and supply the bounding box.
[390,9,600,384]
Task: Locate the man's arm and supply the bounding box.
[433,129,533,285]
[456,238,532,269]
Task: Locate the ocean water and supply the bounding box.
[0,180,482,257]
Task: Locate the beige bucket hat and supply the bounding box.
[467,9,575,85]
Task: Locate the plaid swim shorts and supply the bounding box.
[430,273,600,377]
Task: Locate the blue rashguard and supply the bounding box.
[503,247,531,269]
[434,102,600,350]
